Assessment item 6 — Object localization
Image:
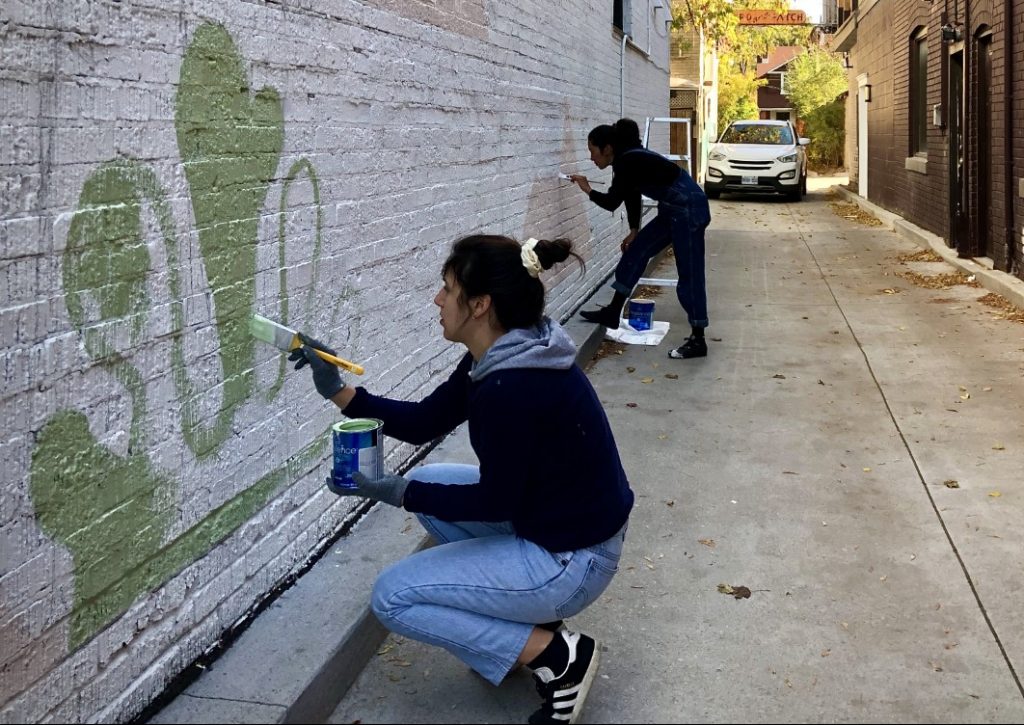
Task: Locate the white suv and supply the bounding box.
[705,120,809,201]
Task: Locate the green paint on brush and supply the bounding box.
[175,23,284,455]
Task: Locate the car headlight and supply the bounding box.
[709,150,726,161]
[777,152,798,163]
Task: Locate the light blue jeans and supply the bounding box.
[370,463,627,685]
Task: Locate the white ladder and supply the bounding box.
[640,116,693,217]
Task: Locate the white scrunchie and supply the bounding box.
[520,238,543,278]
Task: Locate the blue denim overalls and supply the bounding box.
[611,148,711,328]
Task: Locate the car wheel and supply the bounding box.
[788,183,803,202]
[706,189,721,200]
[800,173,807,195]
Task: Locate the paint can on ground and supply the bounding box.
[330,418,384,493]
[627,299,655,331]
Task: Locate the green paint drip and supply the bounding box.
[175,23,284,454]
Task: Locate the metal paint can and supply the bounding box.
[330,418,384,493]
[627,299,655,331]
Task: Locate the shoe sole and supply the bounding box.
[667,349,707,359]
[568,641,601,725]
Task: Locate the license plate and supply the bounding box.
[741,175,758,185]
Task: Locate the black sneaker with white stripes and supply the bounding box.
[527,630,601,724]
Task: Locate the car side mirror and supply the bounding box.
[798,138,811,146]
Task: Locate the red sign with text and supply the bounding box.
[737,10,808,25]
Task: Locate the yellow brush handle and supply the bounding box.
[313,348,364,376]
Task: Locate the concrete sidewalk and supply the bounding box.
[149,181,1024,723]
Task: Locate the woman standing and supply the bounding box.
[570,118,712,359]
[292,234,633,724]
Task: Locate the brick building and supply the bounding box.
[0,1,673,721]
[829,0,1022,277]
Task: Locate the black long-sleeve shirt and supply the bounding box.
[587,145,681,229]
[343,353,634,552]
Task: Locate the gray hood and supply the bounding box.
[470,317,577,381]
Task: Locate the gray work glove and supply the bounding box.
[288,333,345,399]
[327,470,409,508]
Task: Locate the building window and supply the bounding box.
[910,28,928,155]
[614,0,632,35]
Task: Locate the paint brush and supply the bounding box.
[558,172,606,185]
[249,314,365,375]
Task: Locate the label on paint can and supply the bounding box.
[627,299,655,331]
[331,418,384,492]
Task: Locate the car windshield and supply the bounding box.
[720,124,793,145]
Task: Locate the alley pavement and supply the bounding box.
[150,178,1024,724]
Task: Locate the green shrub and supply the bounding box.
[803,100,844,171]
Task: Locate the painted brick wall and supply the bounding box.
[0,1,670,721]
[844,0,1021,274]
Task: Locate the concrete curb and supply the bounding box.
[147,258,656,724]
[832,185,1024,311]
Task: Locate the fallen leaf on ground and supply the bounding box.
[976,293,1024,322]
[664,373,679,380]
[698,538,715,548]
[626,366,636,373]
[944,480,959,488]
[896,269,979,289]
[988,491,1001,498]
[773,373,786,379]
[626,402,637,408]
[992,443,1005,450]
[640,377,654,384]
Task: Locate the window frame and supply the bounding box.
[909,27,929,156]
[613,0,632,36]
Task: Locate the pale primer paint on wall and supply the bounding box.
[29,24,329,652]
[362,0,489,39]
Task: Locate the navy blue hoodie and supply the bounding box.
[343,319,633,552]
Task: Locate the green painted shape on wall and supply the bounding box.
[175,23,284,457]
[64,165,152,360]
[31,410,171,649]
[30,408,330,650]
[30,23,333,652]
[267,158,325,399]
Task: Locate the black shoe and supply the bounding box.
[528,630,601,725]
[668,335,708,359]
[579,307,621,329]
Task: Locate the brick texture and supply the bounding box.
[0,1,671,721]
[842,0,1021,276]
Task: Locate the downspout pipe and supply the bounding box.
[620,32,629,118]
[1005,0,1016,273]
